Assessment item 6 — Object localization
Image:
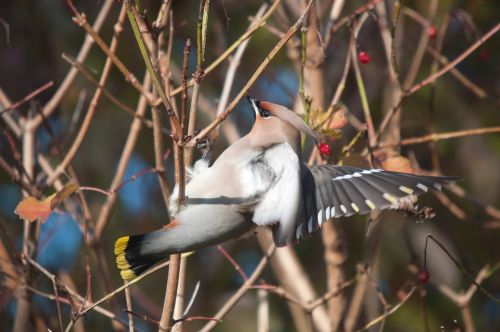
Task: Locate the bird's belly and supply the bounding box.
[175,204,255,251]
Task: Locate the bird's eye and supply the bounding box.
[261,109,271,118]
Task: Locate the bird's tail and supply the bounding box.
[114,229,169,281]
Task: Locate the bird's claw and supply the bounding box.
[196,137,211,161]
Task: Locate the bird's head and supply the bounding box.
[246,96,319,147]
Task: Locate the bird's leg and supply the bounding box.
[199,139,211,161]
[194,129,211,162]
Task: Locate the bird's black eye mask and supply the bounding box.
[246,96,272,119]
[259,107,272,118]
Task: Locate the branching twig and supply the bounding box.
[377,23,500,141]
[47,3,128,185]
[125,0,182,138]
[158,37,192,332]
[34,0,114,128]
[168,0,282,97]
[184,0,210,166]
[405,23,499,96]
[214,4,267,138]
[190,0,317,146]
[199,245,276,332]
[94,73,152,240]
[62,54,162,131]
[423,235,500,304]
[356,286,417,331]
[65,0,152,102]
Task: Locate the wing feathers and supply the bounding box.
[294,165,460,241]
[322,172,343,218]
[343,176,391,210]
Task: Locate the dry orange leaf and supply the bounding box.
[328,108,348,131]
[381,156,416,174]
[15,194,56,223]
[14,184,78,223]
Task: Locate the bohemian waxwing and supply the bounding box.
[115,97,460,281]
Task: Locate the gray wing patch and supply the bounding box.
[291,165,461,240]
[317,165,459,213]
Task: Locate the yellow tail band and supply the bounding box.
[114,236,137,281]
[114,236,129,255]
[120,268,137,281]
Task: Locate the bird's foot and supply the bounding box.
[194,130,211,161]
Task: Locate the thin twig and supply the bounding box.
[65,0,152,102]
[47,3,128,185]
[33,0,114,128]
[326,34,354,114]
[426,45,489,99]
[254,276,357,313]
[377,23,500,142]
[123,309,159,326]
[149,30,173,211]
[125,0,182,138]
[25,256,129,327]
[94,73,152,240]
[402,0,438,90]
[61,54,162,131]
[402,8,491,100]
[184,0,210,166]
[257,289,269,332]
[0,81,54,115]
[356,286,417,331]
[77,252,193,317]
[52,276,64,332]
[169,0,282,97]
[329,0,382,35]
[213,4,266,138]
[159,253,181,331]
[256,231,331,332]
[125,281,135,332]
[423,235,500,304]
[190,0,317,146]
[350,14,375,146]
[218,245,248,281]
[378,126,500,148]
[199,245,276,332]
[180,39,192,134]
[182,281,201,317]
[374,0,403,148]
[158,37,192,332]
[13,112,35,332]
[323,0,345,47]
[0,156,39,196]
[405,23,500,96]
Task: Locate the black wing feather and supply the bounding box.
[294,164,461,241]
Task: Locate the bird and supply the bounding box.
[114,97,461,281]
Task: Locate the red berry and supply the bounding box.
[358,51,371,64]
[427,26,437,40]
[418,269,430,283]
[318,142,332,157]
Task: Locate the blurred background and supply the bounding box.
[0,0,499,331]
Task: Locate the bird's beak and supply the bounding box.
[246,96,260,117]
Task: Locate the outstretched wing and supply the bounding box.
[294,165,461,240]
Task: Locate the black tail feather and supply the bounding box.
[114,231,166,281]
